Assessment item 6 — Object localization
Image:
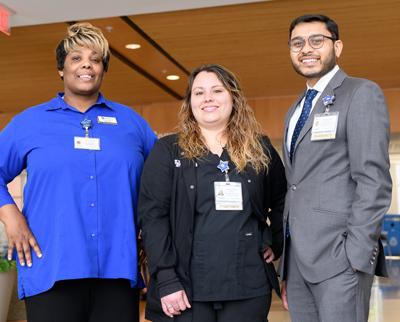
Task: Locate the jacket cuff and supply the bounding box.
[157,268,184,298]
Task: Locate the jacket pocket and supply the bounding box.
[236,231,268,289]
[313,207,349,229]
[313,207,350,217]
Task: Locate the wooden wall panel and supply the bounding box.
[132,0,400,99]
[1,89,399,138]
[247,99,255,113]
[130,106,143,116]
[385,90,400,133]
[141,103,181,136]
[82,17,188,96]
[0,114,16,131]
[254,96,298,139]
[1,0,399,115]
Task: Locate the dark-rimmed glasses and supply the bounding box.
[288,34,336,52]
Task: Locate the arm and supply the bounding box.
[136,119,157,265]
[263,143,287,260]
[137,138,189,316]
[345,81,392,273]
[0,120,42,266]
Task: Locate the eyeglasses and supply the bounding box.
[288,34,336,52]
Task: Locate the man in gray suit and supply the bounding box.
[277,14,392,322]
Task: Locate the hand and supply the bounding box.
[281,280,289,310]
[161,290,191,318]
[137,238,146,266]
[263,246,275,263]
[0,204,42,267]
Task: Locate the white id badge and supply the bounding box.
[214,182,243,211]
[74,137,101,150]
[97,116,118,125]
[311,111,339,141]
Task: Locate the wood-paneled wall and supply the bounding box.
[136,88,400,140]
[1,88,399,139]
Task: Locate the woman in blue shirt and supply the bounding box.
[0,23,157,322]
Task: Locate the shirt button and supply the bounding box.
[190,185,194,189]
[291,184,297,191]
[91,204,94,207]
[181,152,184,156]
[370,260,374,265]
[90,176,94,179]
[92,234,95,237]
[248,179,251,183]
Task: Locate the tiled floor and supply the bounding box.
[7,259,400,322]
[139,259,400,322]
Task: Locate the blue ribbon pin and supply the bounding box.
[322,95,335,106]
[217,160,229,173]
[80,118,92,137]
[81,118,92,130]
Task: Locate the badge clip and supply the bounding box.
[322,95,335,114]
[80,118,92,138]
[217,160,230,182]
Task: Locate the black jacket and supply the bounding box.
[138,134,286,322]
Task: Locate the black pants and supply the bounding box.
[25,278,140,322]
[192,294,271,322]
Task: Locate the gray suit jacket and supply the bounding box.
[277,69,391,283]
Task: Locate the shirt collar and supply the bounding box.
[46,92,114,111]
[306,65,340,93]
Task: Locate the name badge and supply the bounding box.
[74,137,101,150]
[311,111,339,141]
[97,116,118,125]
[214,181,243,211]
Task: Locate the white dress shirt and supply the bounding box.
[286,65,340,152]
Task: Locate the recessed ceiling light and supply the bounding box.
[167,75,180,80]
[125,44,141,49]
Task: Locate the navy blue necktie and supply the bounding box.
[289,89,318,162]
[286,89,318,238]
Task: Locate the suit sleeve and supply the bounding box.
[345,81,392,274]
[263,141,287,259]
[137,139,183,297]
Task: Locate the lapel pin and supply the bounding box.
[322,95,335,107]
[217,160,229,173]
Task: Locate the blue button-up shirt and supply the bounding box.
[0,93,157,299]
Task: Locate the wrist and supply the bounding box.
[0,204,23,224]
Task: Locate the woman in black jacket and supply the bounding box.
[138,64,286,322]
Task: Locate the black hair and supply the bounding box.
[289,14,339,40]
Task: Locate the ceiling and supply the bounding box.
[4,0,270,27]
[0,0,399,114]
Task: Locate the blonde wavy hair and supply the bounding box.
[56,22,111,75]
[178,64,270,173]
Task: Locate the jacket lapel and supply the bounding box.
[293,69,348,155]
